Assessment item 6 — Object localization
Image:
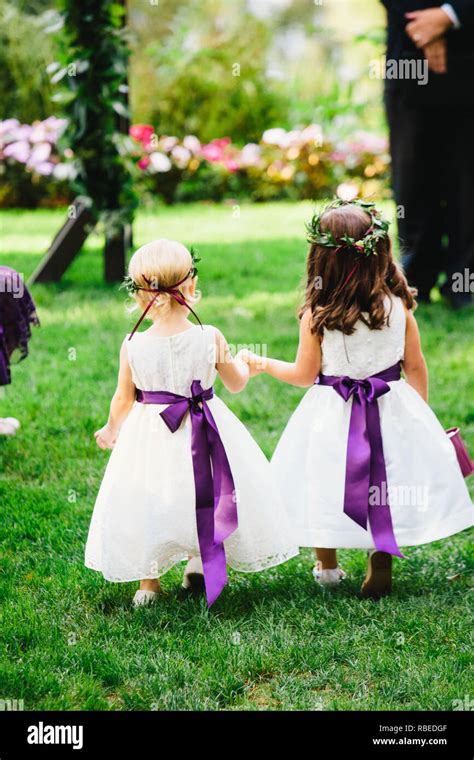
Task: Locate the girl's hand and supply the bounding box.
[95,424,118,450]
[237,349,266,377]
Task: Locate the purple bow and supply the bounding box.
[136,380,238,606]
[317,362,404,558]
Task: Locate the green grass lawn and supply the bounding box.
[0,202,473,711]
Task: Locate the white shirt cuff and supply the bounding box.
[442,3,461,29]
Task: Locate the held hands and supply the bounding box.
[237,348,267,378]
[405,8,453,49]
[95,424,118,450]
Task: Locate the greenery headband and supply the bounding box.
[305,199,390,257]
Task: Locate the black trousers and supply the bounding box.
[385,90,474,301]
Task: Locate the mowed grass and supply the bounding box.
[0,202,473,711]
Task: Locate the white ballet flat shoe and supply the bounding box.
[132,590,158,608]
[0,417,20,436]
[182,557,205,594]
[312,563,346,587]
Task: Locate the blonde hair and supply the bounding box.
[128,238,200,320]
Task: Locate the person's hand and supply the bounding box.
[423,37,448,74]
[95,424,118,449]
[405,8,453,48]
[237,348,266,377]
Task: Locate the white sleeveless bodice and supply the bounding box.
[320,296,406,378]
[126,324,217,394]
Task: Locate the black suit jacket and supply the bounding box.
[381,1,474,105]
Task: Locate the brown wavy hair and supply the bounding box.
[299,203,416,335]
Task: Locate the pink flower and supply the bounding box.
[183,135,201,154]
[348,131,388,155]
[223,157,240,173]
[33,161,54,176]
[28,142,52,168]
[6,124,32,143]
[159,136,178,153]
[213,137,231,148]
[137,156,151,170]
[30,117,67,144]
[4,141,30,163]
[201,142,224,163]
[129,124,155,147]
[0,119,20,140]
[240,143,261,167]
[330,151,347,163]
[201,137,232,163]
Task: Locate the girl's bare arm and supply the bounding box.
[402,308,429,402]
[215,329,249,393]
[245,310,321,388]
[95,339,136,449]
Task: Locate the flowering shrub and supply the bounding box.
[0,118,390,207]
[127,123,390,204]
[0,117,73,207]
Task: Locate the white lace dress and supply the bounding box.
[271,296,473,548]
[85,324,298,581]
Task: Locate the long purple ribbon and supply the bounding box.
[317,362,404,558]
[136,380,238,606]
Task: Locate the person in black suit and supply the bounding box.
[382,2,474,307]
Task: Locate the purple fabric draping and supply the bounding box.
[136,380,238,606]
[317,362,404,557]
[0,267,39,386]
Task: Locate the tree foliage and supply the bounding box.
[51,0,137,232]
[0,0,54,122]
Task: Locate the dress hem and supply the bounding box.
[294,509,473,549]
[84,547,299,583]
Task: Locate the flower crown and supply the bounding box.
[305,199,390,257]
[121,246,201,296]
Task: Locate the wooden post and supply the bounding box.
[29,198,93,284]
[104,225,132,282]
[31,0,133,284]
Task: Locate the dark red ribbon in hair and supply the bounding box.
[128,271,202,340]
[332,225,374,292]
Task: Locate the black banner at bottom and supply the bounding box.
[0,710,471,758]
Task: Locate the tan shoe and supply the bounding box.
[360,550,392,599]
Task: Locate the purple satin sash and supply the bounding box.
[136,380,238,606]
[316,362,404,558]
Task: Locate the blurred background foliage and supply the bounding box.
[130,0,387,140]
[0,0,55,123]
[1,0,387,139]
[0,0,389,207]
